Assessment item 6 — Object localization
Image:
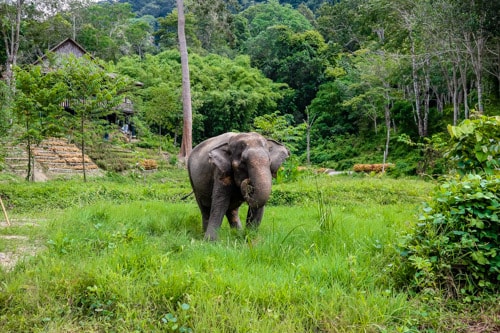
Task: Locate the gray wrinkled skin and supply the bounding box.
[187,132,289,240]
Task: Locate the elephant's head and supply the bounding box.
[208,132,289,208]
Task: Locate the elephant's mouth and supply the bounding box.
[241,178,257,206]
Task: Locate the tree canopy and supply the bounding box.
[1,0,499,174]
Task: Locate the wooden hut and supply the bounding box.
[33,38,90,67]
[33,38,141,136]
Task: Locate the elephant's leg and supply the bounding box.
[226,208,242,229]
[246,207,265,229]
[199,205,211,233]
[193,194,212,233]
[205,186,232,240]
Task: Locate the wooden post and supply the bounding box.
[0,196,10,226]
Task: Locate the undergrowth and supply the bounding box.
[0,170,498,332]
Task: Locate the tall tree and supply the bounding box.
[177,0,192,160]
[458,0,491,114]
[155,9,202,51]
[188,0,239,55]
[1,0,23,88]
[59,55,127,181]
[13,64,67,180]
[1,0,88,82]
[245,25,327,120]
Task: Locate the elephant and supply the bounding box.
[187,132,290,240]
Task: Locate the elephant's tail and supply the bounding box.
[180,191,194,201]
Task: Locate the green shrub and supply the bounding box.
[446,115,500,175]
[397,115,500,300]
[398,174,499,299]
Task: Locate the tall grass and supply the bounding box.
[1,172,496,332]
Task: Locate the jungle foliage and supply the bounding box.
[397,116,500,300]
[1,0,499,176]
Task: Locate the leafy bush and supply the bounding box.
[395,133,449,177]
[446,115,500,175]
[397,115,500,300]
[399,174,499,299]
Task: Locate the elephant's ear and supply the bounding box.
[208,144,232,174]
[267,140,290,178]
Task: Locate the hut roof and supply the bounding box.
[33,38,93,66]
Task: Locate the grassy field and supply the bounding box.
[0,169,498,332]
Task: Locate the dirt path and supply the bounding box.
[0,220,44,271]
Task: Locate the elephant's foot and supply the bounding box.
[246,207,264,228]
[204,230,218,241]
[204,223,220,241]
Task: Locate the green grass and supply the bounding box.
[0,171,498,332]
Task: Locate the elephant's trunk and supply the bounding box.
[241,166,272,209]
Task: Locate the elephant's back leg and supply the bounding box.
[226,208,242,229]
[225,196,244,229]
[196,202,211,232]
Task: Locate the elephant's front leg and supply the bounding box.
[246,207,265,229]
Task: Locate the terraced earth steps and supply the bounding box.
[4,146,29,176]
[87,143,137,172]
[2,137,102,180]
[1,140,43,179]
[32,138,101,177]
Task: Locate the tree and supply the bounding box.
[142,82,182,145]
[344,49,399,167]
[70,2,135,61]
[124,17,156,58]
[237,0,312,39]
[59,54,127,181]
[253,111,305,154]
[116,51,287,143]
[1,0,88,82]
[0,80,11,135]
[188,0,239,55]
[316,0,369,52]
[245,25,327,120]
[13,64,67,180]
[303,106,318,165]
[1,0,23,88]
[189,54,287,140]
[177,0,192,161]
[117,0,176,18]
[155,9,202,52]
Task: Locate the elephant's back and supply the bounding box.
[189,133,237,163]
[187,132,237,178]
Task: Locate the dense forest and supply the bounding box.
[1,0,499,175]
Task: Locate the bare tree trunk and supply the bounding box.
[304,107,316,166]
[26,121,32,181]
[177,0,193,162]
[1,0,22,89]
[306,121,311,165]
[81,114,87,182]
[464,31,485,114]
[382,83,391,172]
[459,62,470,119]
[450,65,460,125]
[484,37,500,98]
[409,35,424,137]
[422,59,431,137]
